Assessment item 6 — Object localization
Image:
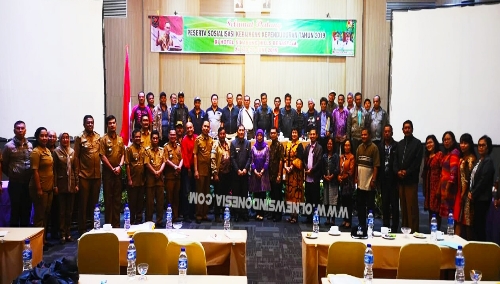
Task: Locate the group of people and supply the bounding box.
[1,90,498,250]
[422,132,497,241]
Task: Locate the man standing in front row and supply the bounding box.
[74,115,101,235]
[125,129,146,225]
[393,120,422,233]
[303,128,323,224]
[268,127,284,222]
[2,120,33,227]
[145,131,165,226]
[355,128,379,228]
[378,124,399,232]
[193,121,213,224]
[99,115,125,228]
[181,122,197,222]
[230,125,251,222]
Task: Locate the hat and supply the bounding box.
[194,96,201,102]
[175,121,183,127]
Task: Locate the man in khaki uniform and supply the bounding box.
[145,130,165,226]
[164,129,183,221]
[74,115,101,234]
[125,129,147,224]
[140,115,151,149]
[99,115,125,228]
[194,121,213,224]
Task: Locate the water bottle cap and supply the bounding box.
[130,239,134,244]
[458,245,462,249]
[25,239,30,244]
[181,247,186,252]
[367,244,371,248]
[449,209,453,213]
[96,204,99,207]
[125,203,128,207]
[369,210,372,213]
[432,214,436,217]
[168,204,171,207]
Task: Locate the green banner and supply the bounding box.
[150,16,356,56]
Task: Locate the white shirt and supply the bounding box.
[238,107,254,131]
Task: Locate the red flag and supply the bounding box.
[120,45,131,144]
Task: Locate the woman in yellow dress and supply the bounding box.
[284,128,304,224]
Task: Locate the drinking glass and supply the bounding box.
[401,227,411,238]
[173,221,182,230]
[137,263,149,280]
[470,269,482,283]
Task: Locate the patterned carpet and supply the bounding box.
[42,188,430,284]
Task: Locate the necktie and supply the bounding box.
[357,110,362,127]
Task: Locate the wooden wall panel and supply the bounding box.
[363,0,390,110]
[104,0,143,129]
[345,0,363,94]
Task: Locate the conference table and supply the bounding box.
[302,232,468,284]
[87,228,247,276]
[0,227,44,284]
[320,277,499,283]
[79,274,247,283]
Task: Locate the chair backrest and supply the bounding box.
[166,240,207,275]
[397,243,441,280]
[78,232,120,274]
[326,241,366,278]
[463,241,500,281]
[133,231,169,274]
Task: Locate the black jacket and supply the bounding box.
[254,105,273,136]
[470,155,495,202]
[378,139,398,181]
[230,138,251,172]
[393,135,423,185]
[302,142,323,182]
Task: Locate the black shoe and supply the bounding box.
[195,219,201,224]
[234,217,240,222]
[242,216,249,222]
[184,218,192,224]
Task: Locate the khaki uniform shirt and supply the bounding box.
[53,147,78,193]
[125,145,147,187]
[29,146,54,191]
[140,130,151,149]
[99,133,125,176]
[164,143,182,180]
[194,135,213,177]
[74,131,101,179]
[145,146,165,187]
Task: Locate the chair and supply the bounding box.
[133,231,169,274]
[326,241,366,278]
[78,232,120,274]
[397,243,441,279]
[463,241,500,281]
[166,240,207,275]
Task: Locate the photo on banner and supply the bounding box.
[150,15,356,56]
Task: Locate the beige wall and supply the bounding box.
[104,0,390,129]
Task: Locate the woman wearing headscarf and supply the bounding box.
[249,129,271,221]
[29,127,56,247]
[53,132,78,244]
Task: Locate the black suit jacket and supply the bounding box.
[302,142,323,182]
[471,155,495,202]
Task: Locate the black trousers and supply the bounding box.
[181,167,196,219]
[473,200,490,241]
[270,181,283,219]
[342,194,353,224]
[8,181,32,227]
[356,189,375,228]
[304,181,320,220]
[49,196,60,237]
[213,172,231,218]
[381,176,399,231]
[232,174,249,217]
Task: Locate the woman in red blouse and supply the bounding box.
[439,131,461,222]
[422,135,443,229]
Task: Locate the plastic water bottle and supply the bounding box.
[455,245,465,283]
[124,203,131,230]
[166,204,173,230]
[447,210,454,237]
[312,208,319,234]
[94,204,100,230]
[224,205,231,231]
[127,239,136,280]
[178,247,188,276]
[367,210,374,238]
[22,239,32,271]
[430,214,438,242]
[364,244,374,284]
